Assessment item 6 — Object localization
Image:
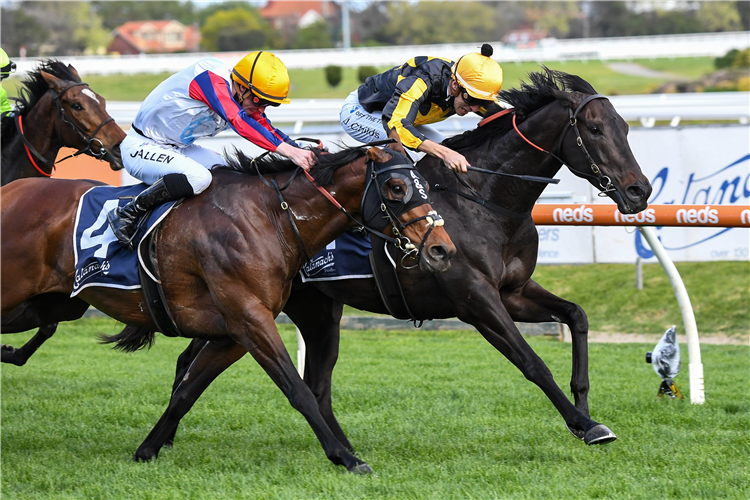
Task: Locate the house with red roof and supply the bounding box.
[259,1,340,45]
[108,20,201,55]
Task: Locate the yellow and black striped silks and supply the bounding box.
[356,56,457,150]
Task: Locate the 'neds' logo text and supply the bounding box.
[676,206,719,225]
[552,205,593,223]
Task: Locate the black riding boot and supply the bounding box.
[107,178,174,246]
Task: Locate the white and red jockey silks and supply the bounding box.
[133,58,291,151]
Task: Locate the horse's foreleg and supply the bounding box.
[1,323,58,366]
[447,275,614,445]
[135,339,247,461]
[501,279,590,417]
[227,304,371,474]
[283,285,353,451]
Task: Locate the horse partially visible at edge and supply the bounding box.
[0,59,126,365]
[141,68,652,469]
[1,59,125,184]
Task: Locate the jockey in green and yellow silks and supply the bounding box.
[1,48,17,116]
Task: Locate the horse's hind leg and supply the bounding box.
[162,338,211,447]
[135,339,247,461]
[225,304,370,473]
[283,285,353,451]
[501,279,590,417]
[2,323,58,366]
[1,294,89,366]
[447,276,614,445]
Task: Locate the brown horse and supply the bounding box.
[145,69,653,467]
[1,59,125,184]
[1,146,455,473]
[0,59,125,366]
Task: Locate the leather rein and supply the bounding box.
[14,82,115,177]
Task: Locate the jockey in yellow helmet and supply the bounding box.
[107,51,315,247]
[1,48,17,116]
[340,43,503,172]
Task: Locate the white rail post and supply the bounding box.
[639,226,705,404]
[296,327,306,377]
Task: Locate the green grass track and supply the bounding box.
[1,318,748,499]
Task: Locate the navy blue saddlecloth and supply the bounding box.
[301,229,373,281]
[71,184,177,297]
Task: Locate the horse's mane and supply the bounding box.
[224,145,368,186]
[443,66,598,152]
[1,59,81,142]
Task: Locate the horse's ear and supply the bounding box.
[552,89,579,111]
[40,70,67,93]
[67,64,81,82]
[366,147,393,163]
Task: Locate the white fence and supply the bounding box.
[107,92,750,134]
[13,31,750,77]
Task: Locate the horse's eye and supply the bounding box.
[71,103,84,111]
[391,184,404,195]
[589,125,602,135]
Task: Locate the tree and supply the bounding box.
[697,2,743,32]
[70,2,111,55]
[0,6,48,57]
[91,1,197,31]
[9,2,110,56]
[292,20,334,50]
[200,8,271,52]
[376,2,496,46]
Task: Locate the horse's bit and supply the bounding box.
[14,82,115,176]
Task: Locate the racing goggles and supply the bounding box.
[459,88,492,107]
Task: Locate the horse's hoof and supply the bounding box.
[133,450,158,462]
[347,462,373,475]
[584,424,617,445]
[566,424,585,441]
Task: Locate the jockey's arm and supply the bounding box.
[417,139,469,173]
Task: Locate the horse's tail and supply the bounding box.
[99,325,155,352]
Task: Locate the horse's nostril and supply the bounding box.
[627,185,645,200]
[429,243,452,262]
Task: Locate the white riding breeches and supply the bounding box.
[120,128,227,194]
[339,90,446,163]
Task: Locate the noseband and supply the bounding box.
[14,82,115,176]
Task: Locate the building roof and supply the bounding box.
[260,1,338,19]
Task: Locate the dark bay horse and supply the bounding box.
[1,146,455,473]
[0,59,126,366]
[151,69,652,467]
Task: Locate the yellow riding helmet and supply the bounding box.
[232,51,291,105]
[451,44,503,102]
[1,48,16,79]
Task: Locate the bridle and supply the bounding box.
[358,156,445,269]
[252,146,444,269]
[509,94,617,196]
[14,82,115,177]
